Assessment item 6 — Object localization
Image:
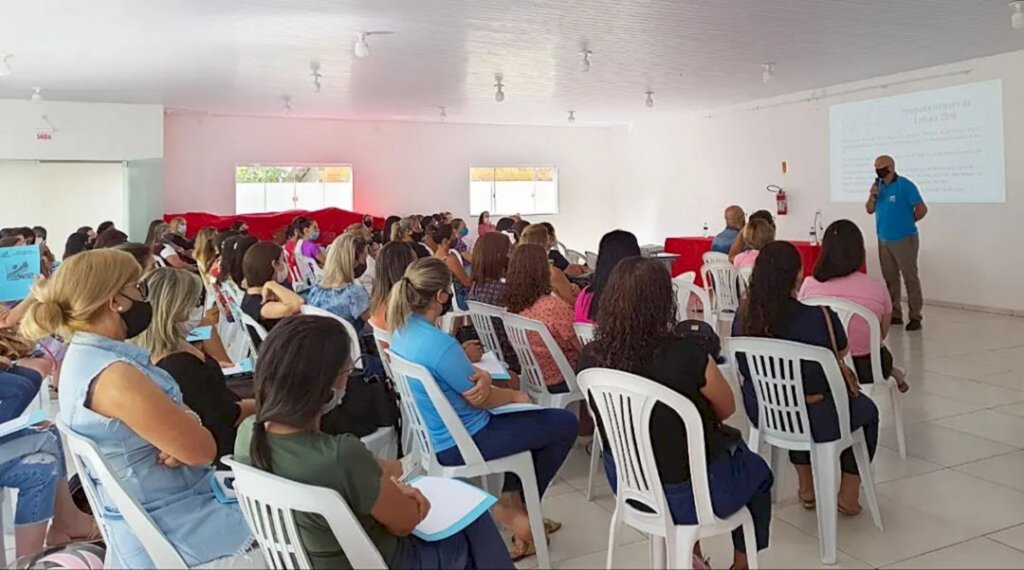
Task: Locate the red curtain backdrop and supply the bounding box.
[164,208,383,243]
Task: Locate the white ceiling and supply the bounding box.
[1,0,1022,125]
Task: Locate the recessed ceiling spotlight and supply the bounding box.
[354,31,394,59]
[762,63,775,84]
[30,87,43,105]
[281,95,292,115]
[0,54,11,77]
[645,90,654,109]
[580,49,592,73]
[439,106,447,122]
[310,62,322,94]
[1012,1,1024,29]
[568,110,576,124]
[494,75,505,102]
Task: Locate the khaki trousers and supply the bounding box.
[878,234,922,322]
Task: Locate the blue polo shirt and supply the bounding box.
[875,175,924,242]
[710,227,741,253]
[390,313,490,452]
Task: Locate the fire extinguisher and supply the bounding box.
[767,184,788,216]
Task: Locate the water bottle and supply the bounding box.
[702,222,709,238]
[810,225,818,246]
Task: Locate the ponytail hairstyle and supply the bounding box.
[740,240,803,337]
[219,235,258,285]
[20,249,143,341]
[386,257,451,333]
[287,216,314,240]
[250,315,352,473]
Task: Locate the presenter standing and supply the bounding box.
[866,155,928,331]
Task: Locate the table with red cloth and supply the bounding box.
[663,237,825,285]
[164,207,384,244]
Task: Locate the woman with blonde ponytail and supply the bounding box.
[22,249,255,568]
[388,257,579,561]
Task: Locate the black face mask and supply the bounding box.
[411,231,425,243]
[354,263,368,279]
[440,292,453,317]
[118,299,153,339]
[875,167,892,180]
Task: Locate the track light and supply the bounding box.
[494,75,505,102]
[645,90,654,109]
[1012,1,1024,29]
[281,95,292,115]
[762,63,775,84]
[0,54,11,77]
[439,106,447,122]
[310,63,322,94]
[30,87,43,105]
[580,49,592,73]
[568,110,576,124]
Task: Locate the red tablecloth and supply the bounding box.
[164,207,384,243]
[664,237,825,285]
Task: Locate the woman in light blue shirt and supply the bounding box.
[307,234,371,328]
[20,249,255,568]
[388,258,578,561]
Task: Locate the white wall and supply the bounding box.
[163,115,621,249]
[615,49,1024,313]
[0,100,163,161]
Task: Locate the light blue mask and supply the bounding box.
[458,227,469,237]
[310,230,321,240]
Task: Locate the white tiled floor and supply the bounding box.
[514,306,1024,569]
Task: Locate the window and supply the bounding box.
[235,165,353,214]
[469,166,558,216]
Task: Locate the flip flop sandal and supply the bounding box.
[543,518,562,535]
[799,489,816,510]
[509,534,551,562]
[838,502,863,517]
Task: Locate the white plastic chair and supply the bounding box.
[299,305,364,370]
[370,325,413,460]
[56,418,189,569]
[675,276,715,327]
[439,282,471,335]
[386,351,551,569]
[802,296,907,459]
[239,312,270,346]
[565,249,587,266]
[577,368,760,570]
[585,251,599,270]
[222,456,387,569]
[702,251,729,264]
[466,301,509,365]
[502,312,584,410]
[573,322,595,346]
[572,322,604,502]
[725,337,883,565]
[701,262,741,322]
[737,266,754,298]
[360,427,398,460]
[676,270,696,283]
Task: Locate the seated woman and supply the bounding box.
[235,316,513,570]
[369,242,419,334]
[217,235,258,293]
[505,244,582,394]
[728,210,776,261]
[730,219,774,268]
[151,223,196,270]
[477,211,496,236]
[733,241,879,515]
[392,217,431,259]
[389,258,578,560]
[382,215,401,245]
[574,230,641,324]
[450,218,472,263]
[241,241,304,345]
[284,217,326,280]
[517,225,580,305]
[20,249,254,568]
[578,257,772,570]
[191,227,219,275]
[308,234,371,328]
[166,217,193,252]
[537,222,588,278]
[799,220,909,392]
[467,232,521,374]
[93,228,128,249]
[62,232,91,261]
[432,224,472,309]
[133,268,256,464]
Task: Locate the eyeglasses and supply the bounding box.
[125,281,149,302]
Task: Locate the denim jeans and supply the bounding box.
[436,408,578,497]
[0,365,44,423]
[393,514,514,569]
[0,425,66,525]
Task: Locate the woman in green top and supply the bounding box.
[234,315,514,570]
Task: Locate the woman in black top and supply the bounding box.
[732,241,879,516]
[240,241,304,347]
[578,257,771,570]
[133,268,256,465]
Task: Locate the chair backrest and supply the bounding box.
[502,312,581,402]
[55,418,188,569]
[152,255,168,269]
[554,240,568,255]
[573,322,595,346]
[801,296,884,382]
[369,324,394,378]
[674,277,714,327]
[676,270,696,283]
[701,261,741,313]
[585,251,598,270]
[725,337,853,450]
[466,301,508,363]
[240,312,270,343]
[577,368,716,537]
[702,251,729,264]
[222,456,387,570]
[299,305,364,370]
[736,266,754,298]
[564,249,586,266]
[385,351,487,471]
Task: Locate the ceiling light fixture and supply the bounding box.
[0,54,11,77]
[568,110,576,124]
[580,49,592,73]
[30,87,43,105]
[282,95,292,115]
[1012,1,1024,29]
[439,106,447,122]
[353,31,394,59]
[762,63,775,84]
[494,75,505,102]
[645,90,654,108]
[310,62,322,94]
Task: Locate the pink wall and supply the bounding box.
[163,113,621,249]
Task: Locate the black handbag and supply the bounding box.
[674,319,725,364]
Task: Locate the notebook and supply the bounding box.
[407,476,497,542]
[474,351,511,381]
[185,325,213,343]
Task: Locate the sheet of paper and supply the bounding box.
[0,245,41,302]
[489,402,545,416]
[222,358,254,377]
[408,476,497,542]
[474,351,511,380]
[0,409,47,439]
[185,325,213,343]
[210,471,237,504]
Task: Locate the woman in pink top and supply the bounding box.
[731,219,774,269]
[799,220,908,392]
[506,244,581,392]
[574,230,641,324]
[477,211,496,236]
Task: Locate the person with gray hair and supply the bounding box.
[711,205,746,254]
